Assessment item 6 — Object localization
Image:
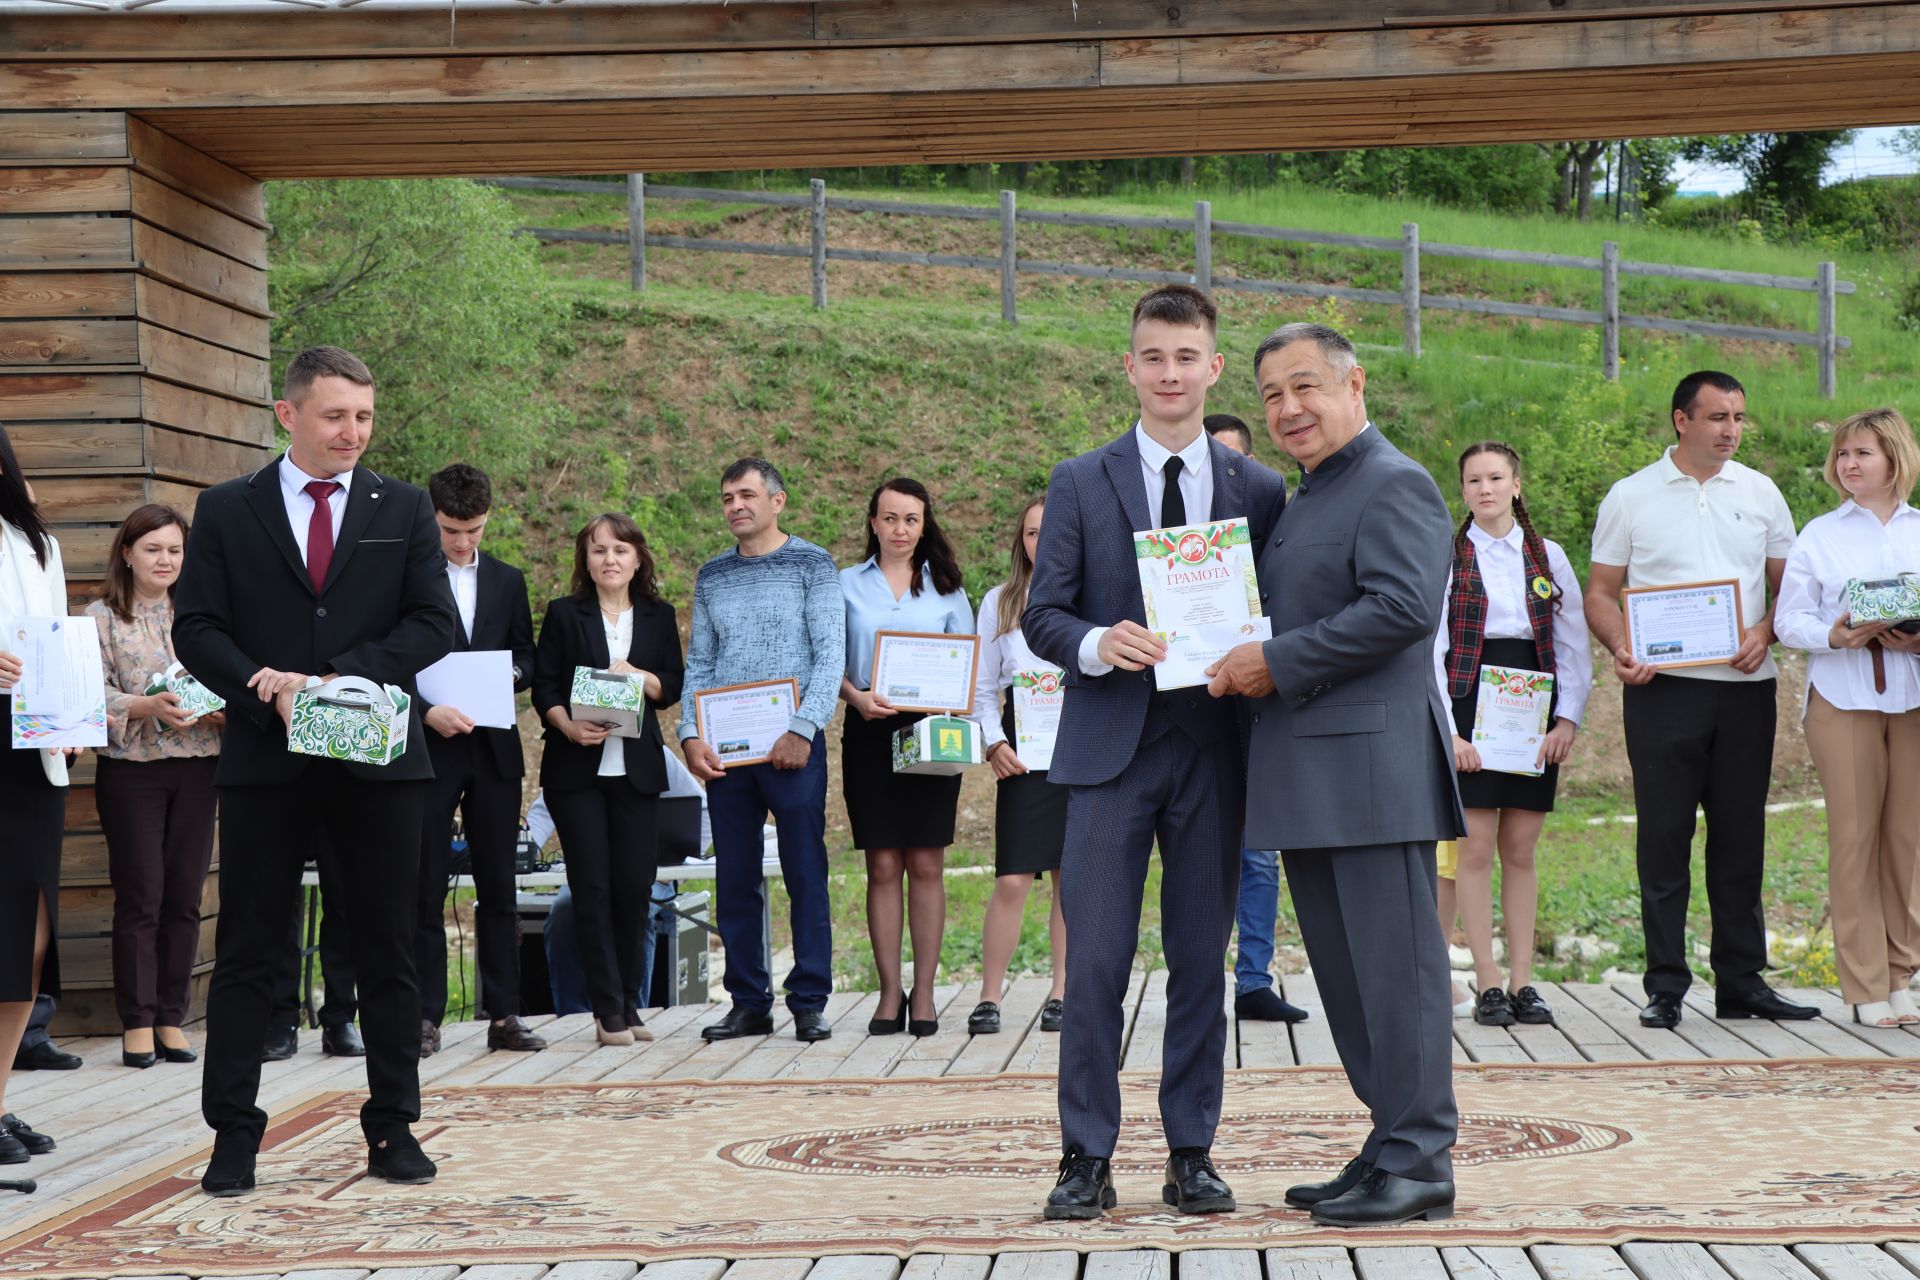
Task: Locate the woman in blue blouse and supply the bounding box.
[840,478,972,1036]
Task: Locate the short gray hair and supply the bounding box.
[1253,322,1357,380]
[721,456,786,498]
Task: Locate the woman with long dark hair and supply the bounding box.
[532,513,684,1046]
[0,424,68,1162]
[86,504,223,1068]
[839,478,972,1036]
[1432,441,1590,1028]
[964,496,1068,1036]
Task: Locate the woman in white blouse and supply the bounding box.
[0,425,70,1163]
[1775,407,1920,1028]
[964,497,1068,1037]
[1432,441,1591,1029]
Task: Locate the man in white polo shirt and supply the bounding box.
[1584,370,1817,1030]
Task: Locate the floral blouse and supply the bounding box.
[85,597,222,762]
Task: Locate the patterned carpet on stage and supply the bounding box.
[5,1060,1920,1277]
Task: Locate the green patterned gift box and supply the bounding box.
[1844,573,1920,625]
[892,714,982,776]
[570,665,644,738]
[143,661,225,727]
[288,676,412,765]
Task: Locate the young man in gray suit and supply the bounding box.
[1025,285,1289,1221]
[1208,322,1466,1227]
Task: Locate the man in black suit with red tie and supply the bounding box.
[413,463,544,1057]
[174,345,457,1197]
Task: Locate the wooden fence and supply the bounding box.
[494,175,1855,398]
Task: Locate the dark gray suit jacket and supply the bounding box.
[1244,426,1465,850]
[1024,427,1289,788]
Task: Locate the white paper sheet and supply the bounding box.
[416,649,517,729]
[6,614,109,749]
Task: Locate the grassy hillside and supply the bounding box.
[459,178,1881,994]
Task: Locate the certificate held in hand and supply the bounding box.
[694,678,800,767]
[1623,579,1744,669]
[1134,517,1271,691]
[870,631,981,714]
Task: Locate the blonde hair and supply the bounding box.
[993,496,1046,639]
[1824,407,1920,501]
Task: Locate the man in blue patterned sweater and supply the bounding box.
[679,457,847,1043]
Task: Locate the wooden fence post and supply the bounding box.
[810,178,827,310]
[1401,221,1420,358]
[627,173,645,293]
[1817,260,1837,399]
[1195,200,1212,295]
[999,189,1018,326]
[1602,240,1620,381]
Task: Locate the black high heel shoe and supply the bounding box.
[121,1036,156,1069]
[867,995,907,1036]
[908,991,938,1037]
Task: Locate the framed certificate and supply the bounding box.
[1622,579,1745,669]
[693,678,800,767]
[871,630,981,714]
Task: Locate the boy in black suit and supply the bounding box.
[174,346,457,1197]
[414,463,543,1056]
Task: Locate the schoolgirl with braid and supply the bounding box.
[1430,441,1592,1028]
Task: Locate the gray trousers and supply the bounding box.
[1282,841,1458,1183]
[1058,725,1241,1157]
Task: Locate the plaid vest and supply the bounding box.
[1444,531,1557,698]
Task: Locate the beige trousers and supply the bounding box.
[1803,688,1920,1004]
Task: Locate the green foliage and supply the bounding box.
[266,178,569,491]
[1680,131,1857,220]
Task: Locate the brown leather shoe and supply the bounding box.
[487,1016,547,1052]
[419,1020,442,1059]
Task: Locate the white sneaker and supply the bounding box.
[1451,983,1474,1019]
[1887,989,1920,1025]
[1853,1000,1898,1027]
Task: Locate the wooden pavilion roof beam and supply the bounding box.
[3,0,1920,177]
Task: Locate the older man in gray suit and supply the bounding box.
[1208,322,1465,1227]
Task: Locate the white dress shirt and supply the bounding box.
[971,583,1065,751]
[446,556,479,639]
[278,452,351,568]
[1590,447,1796,682]
[1775,500,1920,715]
[598,607,632,776]
[1079,423,1216,677]
[1432,523,1594,725]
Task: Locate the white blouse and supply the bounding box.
[1775,500,1920,715]
[1432,523,1593,726]
[597,607,632,777]
[969,583,1063,752]
[0,519,72,786]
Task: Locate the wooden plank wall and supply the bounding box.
[0,110,274,1035]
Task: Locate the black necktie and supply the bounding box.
[1161,455,1187,527]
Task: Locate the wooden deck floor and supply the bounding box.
[4,972,1917,1280]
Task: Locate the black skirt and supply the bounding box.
[0,743,64,1001]
[993,697,1068,877]
[1448,636,1561,813]
[841,704,962,850]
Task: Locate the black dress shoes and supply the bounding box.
[13,1040,81,1071]
[158,1043,198,1064]
[1510,986,1555,1025]
[420,1020,442,1058]
[867,1002,907,1036]
[1040,998,1064,1032]
[0,1130,27,1165]
[1285,1155,1374,1209]
[366,1134,437,1184]
[1310,1167,1455,1227]
[793,1010,833,1042]
[967,1001,1002,1034]
[261,1026,298,1062]
[1,1114,54,1156]
[488,1016,548,1051]
[122,1048,158,1069]
[1044,1151,1116,1220]
[1162,1148,1236,1214]
[702,1006,776,1041]
[1639,992,1684,1029]
[322,1023,366,1057]
[1235,987,1311,1023]
[202,1143,257,1197]
[1716,986,1820,1021]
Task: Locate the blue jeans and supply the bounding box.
[706,733,832,1014]
[544,882,672,1014]
[1234,847,1280,995]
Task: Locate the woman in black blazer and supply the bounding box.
[532,513,684,1047]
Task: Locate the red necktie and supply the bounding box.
[304,480,339,593]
